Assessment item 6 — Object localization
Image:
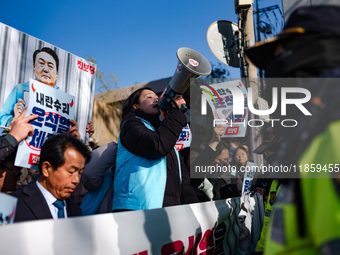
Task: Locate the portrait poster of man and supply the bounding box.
[0,22,96,144]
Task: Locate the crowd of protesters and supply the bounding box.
[0,85,269,218]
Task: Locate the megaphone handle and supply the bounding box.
[166,94,187,113]
[164,94,179,110]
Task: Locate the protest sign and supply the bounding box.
[0,22,96,144]
[175,124,191,150]
[0,193,17,225]
[242,162,258,197]
[14,79,75,169]
[200,80,249,137]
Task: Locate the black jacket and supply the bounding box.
[0,135,17,164]
[120,108,198,207]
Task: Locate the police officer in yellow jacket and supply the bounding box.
[252,127,283,252]
[255,180,279,252]
[246,5,340,255]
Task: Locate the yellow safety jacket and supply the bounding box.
[264,120,340,255]
[255,180,279,252]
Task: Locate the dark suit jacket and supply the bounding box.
[11,181,82,223]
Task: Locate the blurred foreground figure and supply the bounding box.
[246,5,340,255]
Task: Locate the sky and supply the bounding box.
[0,0,283,94]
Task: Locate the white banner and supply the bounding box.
[0,193,17,225]
[0,197,263,255]
[14,79,75,169]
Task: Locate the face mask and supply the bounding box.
[265,152,277,164]
[264,49,293,78]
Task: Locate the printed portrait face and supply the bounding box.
[34,51,59,87]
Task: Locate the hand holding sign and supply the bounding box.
[212,125,224,142]
[86,120,94,137]
[68,119,81,139]
[209,124,225,150]
[9,108,38,143]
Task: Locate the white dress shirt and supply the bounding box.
[36,180,68,219]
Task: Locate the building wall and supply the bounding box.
[90,100,122,148]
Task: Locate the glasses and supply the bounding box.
[216,158,230,164]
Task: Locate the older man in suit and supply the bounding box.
[11,133,91,222]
